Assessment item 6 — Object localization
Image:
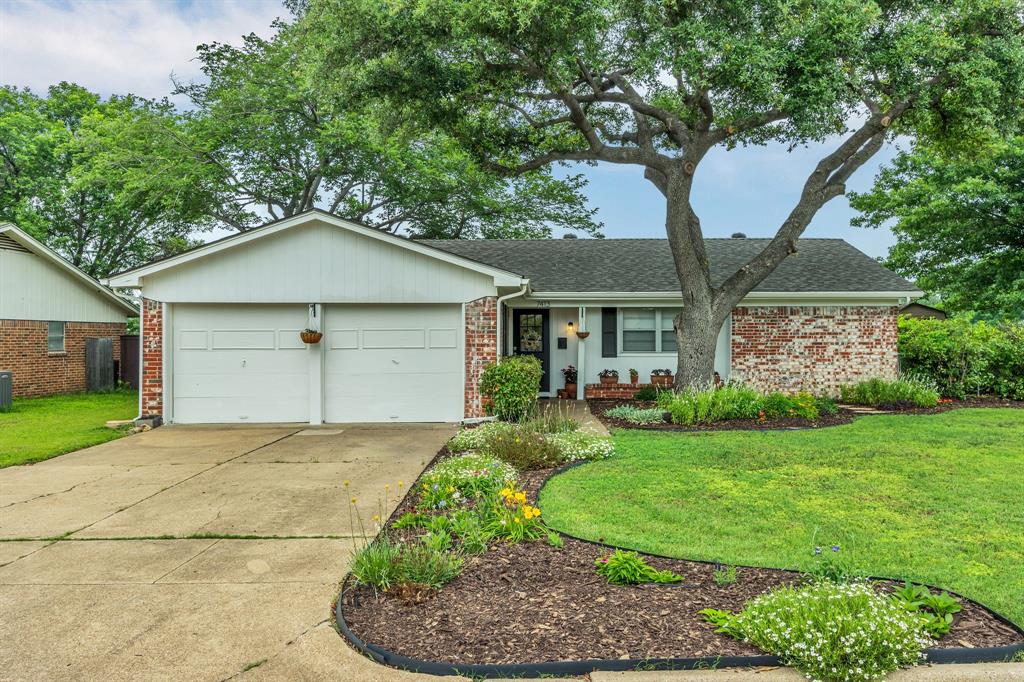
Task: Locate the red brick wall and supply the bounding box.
[0,319,126,397]
[464,296,497,418]
[141,299,164,418]
[730,305,899,396]
[585,383,653,399]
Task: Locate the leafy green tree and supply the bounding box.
[852,139,1024,319]
[161,25,599,237]
[0,83,207,277]
[300,0,1024,386]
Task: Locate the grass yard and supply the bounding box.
[0,391,137,467]
[540,409,1024,626]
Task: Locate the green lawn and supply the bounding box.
[540,409,1024,626]
[0,391,138,467]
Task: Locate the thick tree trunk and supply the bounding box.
[663,170,721,390]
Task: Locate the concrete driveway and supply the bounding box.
[0,423,457,682]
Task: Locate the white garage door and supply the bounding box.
[172,304,309,423]
[324,304,462,422]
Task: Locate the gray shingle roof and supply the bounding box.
[421,238,919,294]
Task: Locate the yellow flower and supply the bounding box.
[514,492,527,503]
[372,514,380,522]
[350,497,357,505]
[343,480,350,487]
[398,480,404,487]
[514,517,521,524]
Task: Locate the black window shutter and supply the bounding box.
[601,307,617,358]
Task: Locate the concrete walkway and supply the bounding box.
[0,423,459,681]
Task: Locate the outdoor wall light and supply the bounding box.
[567,321,574,334]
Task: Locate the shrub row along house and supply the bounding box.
[0,224,137,398]
[104,210,921,425]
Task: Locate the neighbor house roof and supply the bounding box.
[0,223,138,316]
[422,237,921,295]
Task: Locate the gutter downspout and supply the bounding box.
[495,283,528,358]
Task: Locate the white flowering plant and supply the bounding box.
[419,453,517,509]
[700,581,930,682]
[603,404,666,424]
[546,431,615,461]
[447,421,515,452]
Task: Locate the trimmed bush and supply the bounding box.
[480,355,543,421]
[898,316,1024,399]
[701,581,929,682]
[839,376,939,409]
[632,385,659,401]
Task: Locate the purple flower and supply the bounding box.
[814,547,822,556]
[831,545,841,553]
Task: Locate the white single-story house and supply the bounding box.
[1,223,138,398]
[105,210,921,425]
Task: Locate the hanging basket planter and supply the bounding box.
[575,330,590,340]
[300,329,323,344]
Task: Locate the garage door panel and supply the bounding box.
[324,304,462,422]
[172,304,309,423]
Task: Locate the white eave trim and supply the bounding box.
[0,223,139,316]
[525,290,924,303]
[103,210,526,288]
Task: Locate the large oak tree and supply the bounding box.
[299,0,1024,386]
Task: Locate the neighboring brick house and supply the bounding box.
[106,210,921,426]
[0,224,137,398]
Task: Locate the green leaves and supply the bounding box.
[852,137,1024,319]
[595,549,683,585]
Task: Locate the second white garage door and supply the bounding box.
[323,304,463,422]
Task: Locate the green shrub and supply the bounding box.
[448,509,493,554]
[393,512,428,529]
[447,420,514,452]
[484,427,563,470]
[815,396,839,416]
[633,385,659,401]
[480,355,543,421]
[658,385,834,425]
[595,549,683,585]
[604,404,665,424]
[892,582,962,639]
[419,453,517,509]
[546,431,615,461]
[399,543,464,588]
[713,564,737,587]
[701,581,930,682]
[839,375,940,409]
[350,537,403,590]
[898,316,1024,399]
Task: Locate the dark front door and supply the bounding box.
[512,309,550,392]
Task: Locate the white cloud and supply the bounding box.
[0,0,285,100]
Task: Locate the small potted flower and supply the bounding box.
[562,365,578,396]
[300,328,323,344]
[629,368,639,385]
[650,368,673,386]
[599,369,619,385]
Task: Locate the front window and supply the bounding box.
[619,308,680,353]
[47,321,65,352]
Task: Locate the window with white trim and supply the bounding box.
[619,308,680,353]
[47,321,65,352]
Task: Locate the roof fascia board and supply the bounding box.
[523,290,922,305]
[105,211,525,288]
[1,224,139,316]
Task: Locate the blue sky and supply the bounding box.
[1,0,897,257]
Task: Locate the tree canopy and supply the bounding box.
[852,137,1024,319]
[299,0,1024,384]
[0,83,205,278]
[159,24,600,238]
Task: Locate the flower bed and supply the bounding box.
[590,399,857,432]
[336,444,1024,679]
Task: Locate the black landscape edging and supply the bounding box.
[332,454,1024,678]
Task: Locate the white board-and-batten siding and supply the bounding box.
[0,247,128,323]
[141,219,498,303]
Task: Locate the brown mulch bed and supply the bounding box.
[340,461,1024,666]
[588,399,856,432]
[588,395,1024,432]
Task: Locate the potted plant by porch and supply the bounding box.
[650,368,673,386]
[562,365,578,397]
[629,368,639,384]
[300,328,323,344]
[599,369,619,385]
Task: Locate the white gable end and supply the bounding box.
[141,218,500,303]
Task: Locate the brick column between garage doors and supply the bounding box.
[141,298,163,419]
[464,296,497,418]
